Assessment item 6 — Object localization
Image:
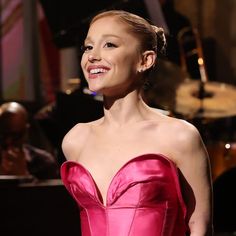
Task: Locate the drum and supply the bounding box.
[206,141,236,181]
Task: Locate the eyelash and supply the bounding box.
[81,42,117,52]
[105,42,117,48]
[81,45,92,52]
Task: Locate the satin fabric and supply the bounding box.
[61,153,187,236]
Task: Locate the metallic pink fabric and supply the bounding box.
[61,154,187,236]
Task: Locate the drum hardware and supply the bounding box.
[176,26,214,119]
[177,26,208,82]
[145,26,212,116]
[175,80,236,119]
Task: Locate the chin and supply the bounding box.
[87,85,102,94]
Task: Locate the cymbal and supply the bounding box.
[175,80,236,118]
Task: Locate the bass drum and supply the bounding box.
[206,141,236,181]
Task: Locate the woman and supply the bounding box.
[60,10,213,235]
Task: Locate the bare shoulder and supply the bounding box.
[166,116,201,143]
[151,108,200,141]
[157,115,206,164]
[61,118,102,161]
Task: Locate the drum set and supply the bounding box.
[144,27,236,181]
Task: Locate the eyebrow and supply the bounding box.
[85,34,123,43]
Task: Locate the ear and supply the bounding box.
[138,50,156,72]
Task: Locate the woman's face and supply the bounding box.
[81,16,143,96]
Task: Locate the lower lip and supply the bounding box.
[88,73,105,79]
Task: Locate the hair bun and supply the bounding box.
[151,25,166,56]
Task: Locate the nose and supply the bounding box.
[88,51,101,62]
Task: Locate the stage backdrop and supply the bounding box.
[0,0,60,103]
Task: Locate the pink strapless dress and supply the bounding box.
[60,154,188,236]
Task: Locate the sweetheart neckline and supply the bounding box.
[61,153,177,207]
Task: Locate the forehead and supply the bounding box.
[87,16,134,40]
[0,112,26,131]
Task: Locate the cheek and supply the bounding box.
[80,56,88,75]
[111,53,136,68]
[118,54,139,74]
[80,55,86,69]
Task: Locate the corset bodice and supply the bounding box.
[61,154,187,236]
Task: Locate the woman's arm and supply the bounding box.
[173,121,213,235]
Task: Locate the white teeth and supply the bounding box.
[90,68,108,74]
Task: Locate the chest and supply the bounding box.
[77,133,173,204]
[78,142,143,200]
[62,154,181,212]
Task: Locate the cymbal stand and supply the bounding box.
[178,27,211,140]
[178,27,208,82]
[178,27,209,117]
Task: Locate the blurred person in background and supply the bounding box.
[0,102,59,179]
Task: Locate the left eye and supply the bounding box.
[104,42,117,48]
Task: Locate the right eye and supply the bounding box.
[81,45,93,52]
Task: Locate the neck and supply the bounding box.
[102,89,149,127]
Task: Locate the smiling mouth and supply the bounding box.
[89,68,109,74]
[88,68,109,79]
